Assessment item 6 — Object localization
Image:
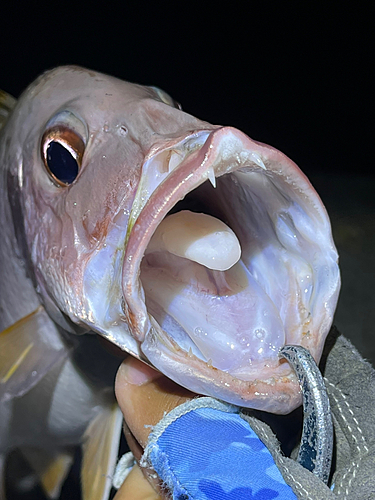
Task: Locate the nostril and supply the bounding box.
[118,125,128,137]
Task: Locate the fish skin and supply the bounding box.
[0,66,340,492]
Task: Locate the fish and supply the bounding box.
[0,66,340,499]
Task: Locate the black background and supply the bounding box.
[1,3,373,178]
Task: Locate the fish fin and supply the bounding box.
[0,89,16,131]
[0,306,70,403]
[21,448,74,500]
[81,403,123,500]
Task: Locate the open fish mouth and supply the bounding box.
[121,126,339,412]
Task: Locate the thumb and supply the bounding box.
[114,357,194,498]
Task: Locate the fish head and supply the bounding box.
[6,66,340,413]
[6,66,214,331]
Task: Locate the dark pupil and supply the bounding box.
[46,141,79,184]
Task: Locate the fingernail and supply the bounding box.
[117,357,160,386]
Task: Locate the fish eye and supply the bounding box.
[41,111,86,187]
[41,128,84,186]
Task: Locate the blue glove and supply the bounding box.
[140,397,297,500]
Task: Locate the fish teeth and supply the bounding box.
[251,152,266,170]
[168,150,184,172]
[207,167,216,188]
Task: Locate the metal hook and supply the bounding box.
[279,345,333,484]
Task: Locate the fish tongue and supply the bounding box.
[141,211,285,374]
[145,210,241,271]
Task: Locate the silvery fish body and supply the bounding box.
[0,67,340,499]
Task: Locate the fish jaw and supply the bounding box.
[121,126,340,413]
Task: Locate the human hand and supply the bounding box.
[112,356,299,500]
[114,356,194,499]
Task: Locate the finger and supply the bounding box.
[122,421,143,464]
[115,357,194,447]
[114,463,162,500]
[122,422,167,498]
[114,358,195,497]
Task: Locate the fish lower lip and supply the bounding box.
[122,126,339,392]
